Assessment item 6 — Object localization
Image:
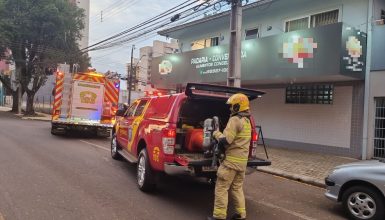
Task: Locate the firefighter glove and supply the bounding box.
[213,130,222,141]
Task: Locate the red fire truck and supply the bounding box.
[112,83,270,191]
[51,70,120,137]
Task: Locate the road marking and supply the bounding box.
[247,196,317,220]
[79,140,109,152]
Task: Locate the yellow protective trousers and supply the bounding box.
[213,164,246,219]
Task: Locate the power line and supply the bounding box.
[89,0,127,23]
[96,0,140,23]
[87,0,225,52]
[90,1,221,60]
[82,0,199,51]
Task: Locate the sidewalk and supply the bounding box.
[256,147,358,187]
[0,106,51,121]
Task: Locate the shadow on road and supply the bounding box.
[52,130,111,140]
[115,159,215,218]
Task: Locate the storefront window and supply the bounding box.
[286,84,333,104]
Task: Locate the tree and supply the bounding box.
[0,0,90,115]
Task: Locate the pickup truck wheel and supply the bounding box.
[111,134,122,160]
[51,125,58,135]
[137,149,156,192]
[342,185,385,220]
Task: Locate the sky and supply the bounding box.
[88,0,188,77]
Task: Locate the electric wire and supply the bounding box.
[90,0,139,24]
[89,0,127,23]
[85,0,225,52]
[83,0,201,51]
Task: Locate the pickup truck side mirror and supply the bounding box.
[115,109,125,117]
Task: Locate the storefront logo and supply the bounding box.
[80,91,97,104]
[282,36,318,68]
[159,60,173,75]
[343,35,364,72]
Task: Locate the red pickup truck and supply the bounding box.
[111,83,271,191]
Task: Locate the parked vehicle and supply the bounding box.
[325,159,385,220]
[111,83,271,192]
[51,70,120,137]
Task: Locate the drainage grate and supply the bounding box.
[374,98,385,159]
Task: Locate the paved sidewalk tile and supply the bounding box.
[0,106,51,121]
[0,106,11,112]
[256,147,358,187]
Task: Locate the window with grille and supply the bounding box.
[286,84,333,104]
[245,28,259,40]
[374,98,385,159]
[285,9,339,32]
[311,9,339,27]
[285,17,309,32]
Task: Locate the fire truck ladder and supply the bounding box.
[60,72,73,118]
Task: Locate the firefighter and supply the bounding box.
[207,93,252,220]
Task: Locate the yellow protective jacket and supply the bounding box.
[214,112,252,171]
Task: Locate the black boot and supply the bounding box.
[231,213,246,220]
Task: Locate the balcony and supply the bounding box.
[151,23,367,88]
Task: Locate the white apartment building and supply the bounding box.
[69,0,90,49]
[136,40,179,91]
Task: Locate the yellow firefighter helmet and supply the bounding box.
[226,93,250,113]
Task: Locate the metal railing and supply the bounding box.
[374,98,385,159]
[2,95,53,114]
[33,95,54,114]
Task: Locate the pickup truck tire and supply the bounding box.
[51,127,58,135]
[342,185,385,220]
[51,124,64,135]
[111,134,122,160]
[137,149,156,192]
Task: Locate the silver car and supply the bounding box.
[325,160,385,220]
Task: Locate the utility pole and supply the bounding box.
[128,45,135,104]
[227,0,243,88]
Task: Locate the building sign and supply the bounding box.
[341,27,367,73]
[282,37,318,68]
[151,23,367,89]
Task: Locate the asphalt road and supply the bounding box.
[0,111,347,220]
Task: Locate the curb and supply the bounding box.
[257,167,325,188]
[14,113,51,122]
[21,117,51,122]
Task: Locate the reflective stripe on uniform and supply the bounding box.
[237,134,251,138]
[236,207,246,214]
[237,120,251,138]
[227,130,236,138]
[226,155,248,164]
[213,208,227,217]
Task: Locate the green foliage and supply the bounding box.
[0,0,91,114]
